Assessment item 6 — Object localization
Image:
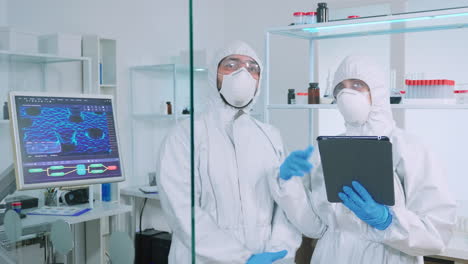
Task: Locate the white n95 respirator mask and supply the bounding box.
[337,88,371,126]
[219,68,258,108]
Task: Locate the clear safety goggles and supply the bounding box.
[333,79,370,98]
[218,57,261,79]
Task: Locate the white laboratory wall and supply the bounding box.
[6,0,226,185]
[403,0,468,201]
[5,0,226,233]
[0,0,7,26]
[0,1,8,173]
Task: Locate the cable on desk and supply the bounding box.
[140,198,148,233]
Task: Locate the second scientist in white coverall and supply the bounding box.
[270,56,456,264]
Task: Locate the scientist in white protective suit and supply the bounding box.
[269,55,457,264]
[157,41,301,264]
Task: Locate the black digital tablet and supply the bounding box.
[317,136,395,206]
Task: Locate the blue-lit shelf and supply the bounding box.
[268,7,468,40]
[268,104,468,110]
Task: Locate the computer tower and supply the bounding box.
[150,232,171,263]
[135,229,171,264]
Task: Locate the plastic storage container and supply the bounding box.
[0,27,38,53]
[39,33,82,57]
[305,12,317,24]
[293,12,305,25]
[405,79,455,99]
[11,202,22,214]
[455,90,468,104]
[296,92,308,104]
[102,183,111,202]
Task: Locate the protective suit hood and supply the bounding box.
[208,40,263,114]
[332,55,395,136]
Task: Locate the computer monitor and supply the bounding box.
[9,92,125,190]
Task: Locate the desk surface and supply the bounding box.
[120,186,160,200]
[0,201,131,235]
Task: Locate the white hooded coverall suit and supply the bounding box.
[157,41,301,264]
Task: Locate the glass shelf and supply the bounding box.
[0,50,91,64]
[130,64,207,73]
[100,84,116,88]
[268,104,468,110]
[132,114,190,120]
[0,120,9,125]
[268,6,468,40]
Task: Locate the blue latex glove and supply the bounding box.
[279,146,314,180]
[338,181,392,230]
[246,250,288,264]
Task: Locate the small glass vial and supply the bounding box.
[305,12,317,24]
[166,102,173,115]
[293,12,305,25]
[316,3,329,23]
[288,89,296,104]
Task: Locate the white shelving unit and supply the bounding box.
[129,64,207,123]
[0,50,92,64]
[81,36,120,263]
[129,64,207,184]
[82,35,117,97]
[0,50,93,175]
[264,6,468,144]
[0,49,92,97]
[82,35,120,202]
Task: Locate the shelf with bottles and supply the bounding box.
[268,7,468,41]
[132,113,191,120]
[130,63,207,120]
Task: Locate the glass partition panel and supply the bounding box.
[192,1,468,264]
[0,0,193,263]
